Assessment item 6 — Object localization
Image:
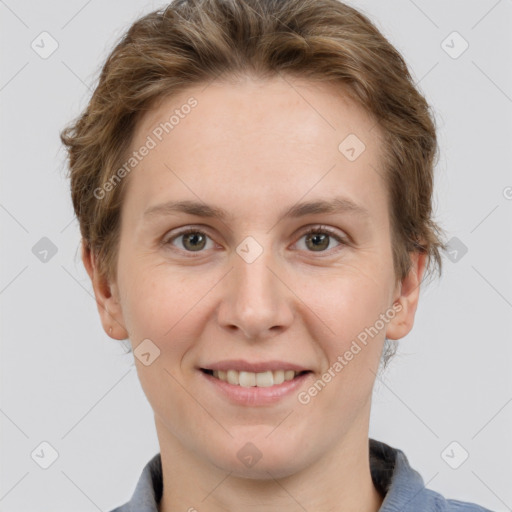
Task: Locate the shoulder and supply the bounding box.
[107,452,163,512]
[369,439,495,512]
[423,489,494,512]
[420,488,494,511]
[446,500,495,511]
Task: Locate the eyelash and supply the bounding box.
[161,225,348,256]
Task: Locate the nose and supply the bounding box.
[216,244,294,340]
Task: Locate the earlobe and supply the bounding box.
[385,251,427,341]
[81,240,129,340]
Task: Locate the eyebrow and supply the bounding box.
[143,197,370,224]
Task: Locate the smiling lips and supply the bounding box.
[200,361,313,405]
[200,359,312,388]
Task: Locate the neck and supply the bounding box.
[156,417,384,512]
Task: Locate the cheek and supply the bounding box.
[304,267,392,344]
[300,275,388,410]
[120,263,218,349]
[121,271,203,403]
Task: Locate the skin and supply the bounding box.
[84,74,426,512]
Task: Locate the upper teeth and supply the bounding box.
[212,369,300,387]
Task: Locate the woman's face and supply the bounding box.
[88,75,424,478]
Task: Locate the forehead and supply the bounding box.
[122,75,387,224]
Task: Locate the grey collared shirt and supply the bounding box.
[109,438,494,512]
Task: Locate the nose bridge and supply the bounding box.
[236,246,276,305]
[218,235,292,338]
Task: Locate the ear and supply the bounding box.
[385,251,427,340]
[81,240,129,340]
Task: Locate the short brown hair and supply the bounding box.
[60,0,447,365]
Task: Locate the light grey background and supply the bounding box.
[1,0,511,510]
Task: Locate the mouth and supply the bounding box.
[200,368,312,387]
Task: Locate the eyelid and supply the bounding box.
[299,224,347,240]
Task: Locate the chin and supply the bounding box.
[205,436,308,480]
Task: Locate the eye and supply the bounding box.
[162,225,348,255]
[295,226,347,253]
[163,228,215,253]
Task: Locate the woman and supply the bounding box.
[60,0,494,510]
